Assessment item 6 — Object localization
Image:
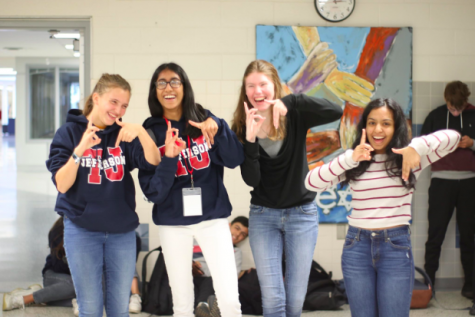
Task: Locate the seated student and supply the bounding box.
[3,218,76,312]
[3,217,143,315]
[193,216,249,317]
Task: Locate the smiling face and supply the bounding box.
[91,87,130,127]
[366,106,395,154]
[156,69,184,117]
[229,222,249,245]
[245,72,275,113]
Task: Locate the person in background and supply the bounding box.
[421,81,475,299]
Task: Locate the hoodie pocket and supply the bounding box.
[73,199,138,233]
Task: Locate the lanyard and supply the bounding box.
[163,117,195,188]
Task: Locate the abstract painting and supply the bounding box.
[257,25,413,222]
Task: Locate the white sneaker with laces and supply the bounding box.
[2,293,25,311]
[129,294,142,313]
[72,298,79,316]
[10,284,43,296]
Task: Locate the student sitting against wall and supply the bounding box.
[193,216,249,317]
[2,217,143,315]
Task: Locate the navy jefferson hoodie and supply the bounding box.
[46,109,156,233]
[139,111,244,226]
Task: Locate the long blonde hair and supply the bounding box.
[83,74,131,116]
[231,60,287,143]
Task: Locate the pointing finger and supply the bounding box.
[188,120,201,129]
[360,129,366,146]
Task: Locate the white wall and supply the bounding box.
[4,0,475,280]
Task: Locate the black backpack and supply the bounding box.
[303,261,347,311]
[141,247,174,315]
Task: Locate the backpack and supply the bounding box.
[238,269,263,315]
[410,266,433,309]
[303,261,347,311]
[141,246,174,315]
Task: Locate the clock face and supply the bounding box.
[315,0,355,23]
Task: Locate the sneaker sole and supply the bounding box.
[129,307,141,314]
[3,293,12,311]
[2,293,7,311]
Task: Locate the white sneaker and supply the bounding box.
[10,284,43,296]
[3,293,25,311]
[72,298,79,316]
[129,294,142,314]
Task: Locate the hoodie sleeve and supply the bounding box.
[46,126,75,186]
[281,94,343,130]
[206,113,244,168]
[409,129,461,174]
[125,138,157,172]
[139,156,178,205]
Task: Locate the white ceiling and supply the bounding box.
[0,29,79,58]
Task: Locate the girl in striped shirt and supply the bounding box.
[305,98,460,317]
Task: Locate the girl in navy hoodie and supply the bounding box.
[139,63,244,317]
[46,74,160,317]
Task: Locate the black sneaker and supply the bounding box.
[462,283,473,299]
[207,295,221,317]
[195,302,211,317]
[470,302,475,316]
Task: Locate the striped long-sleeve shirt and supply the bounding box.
[305,129,461,228]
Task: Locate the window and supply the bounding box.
[29,67,79,139]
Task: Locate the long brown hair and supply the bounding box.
[83,74,132,117]
[231,60,287,143]
[50,217,65,260]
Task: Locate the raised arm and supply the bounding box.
[408,129,461,172]
[115,119,160,166]
[306,129,373,192]
[190,114,244,168]
[51,121,101,194]
[280,94,343,130]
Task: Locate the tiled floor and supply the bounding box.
[0,293,474,316]
[1,135,474,316]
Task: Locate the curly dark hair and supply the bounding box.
[341,98,416,190]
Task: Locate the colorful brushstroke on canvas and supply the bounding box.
[256,25,413,223]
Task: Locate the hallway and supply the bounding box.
[0,135,473,316]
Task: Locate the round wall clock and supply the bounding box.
[315,0,356,23]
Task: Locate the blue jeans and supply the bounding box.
[63,217,136,317]
[342,225,414,317]
[249,202,319,317]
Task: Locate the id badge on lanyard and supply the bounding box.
[183,186,202,217]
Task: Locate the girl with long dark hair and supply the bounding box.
[305,98,460,317]
[139,63,244,317]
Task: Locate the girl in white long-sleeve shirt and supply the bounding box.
[305,98,460,317]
